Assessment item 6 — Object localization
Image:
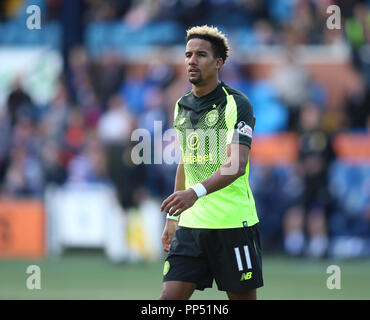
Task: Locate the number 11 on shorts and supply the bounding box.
[234,246,252,271]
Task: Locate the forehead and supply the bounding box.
[185,38,212,52]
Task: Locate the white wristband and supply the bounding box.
[191,183,207,198]
[166,213,179,221]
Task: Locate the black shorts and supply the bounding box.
[163,224,263,292]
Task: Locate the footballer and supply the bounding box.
[159,25,263,300]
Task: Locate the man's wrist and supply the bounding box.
[190,182,207,198]
[166,213,179,221]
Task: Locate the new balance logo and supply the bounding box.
[240,272,252,281]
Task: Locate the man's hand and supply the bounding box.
[161,219,177,252]
[160,189,198,216]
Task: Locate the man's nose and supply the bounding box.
[188,55,197,65]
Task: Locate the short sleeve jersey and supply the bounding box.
[173,81,259,229]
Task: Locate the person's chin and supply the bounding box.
[189,77,202,85]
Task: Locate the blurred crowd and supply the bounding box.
[0,0,370,257]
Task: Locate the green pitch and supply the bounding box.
[1,252,369,300]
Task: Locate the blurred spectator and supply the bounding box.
[84,0,133,23]
[90,52,124,108]
[68,46,94,106]
[41,77,70,144]
[66,133,107,183]
[342,2,370,132]
[41,140,67,186]
[271,52,311,130]
[251,20,276,45]
[119,65,153,116]
[137,87,168,197]
[82,92,103,129]
[328,160,370,245]
[146,58,176,90]
[97,94,135,145]
[283,103,335,257]
[137,88,167,137]
[345,2,370,67]
[153,0,208,29]
[63,107,86,158]
[252,164,304,252]
[220,62,251,95]
[3,145,43,198]
[97,94,141,209]
[238,0,270,27]
[271,51,328,130]
[123,0,160,29]
[6,77,35,126]
[344,83,370,130]
[0,108,11,191]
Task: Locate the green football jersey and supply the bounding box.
[174,81,259,229]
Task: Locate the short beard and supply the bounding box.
[188,74,202,85]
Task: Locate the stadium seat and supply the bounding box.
[233,28,257,48]
[85,21,183,57]
[329,160,370,217]
[248,80,289,134]
[266,0,294,23]
[0,21,61,48]
[250,164,302,251]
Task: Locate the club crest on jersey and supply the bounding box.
[205,109,219,127]
[187,132,199,150]
[237,121,253,138]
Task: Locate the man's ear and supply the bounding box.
[216,57,224,70]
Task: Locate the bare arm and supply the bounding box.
[161,162,185,252]
[174,162,185,192]
[161,144,250,216]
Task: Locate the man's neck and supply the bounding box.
[192,79,221,98]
